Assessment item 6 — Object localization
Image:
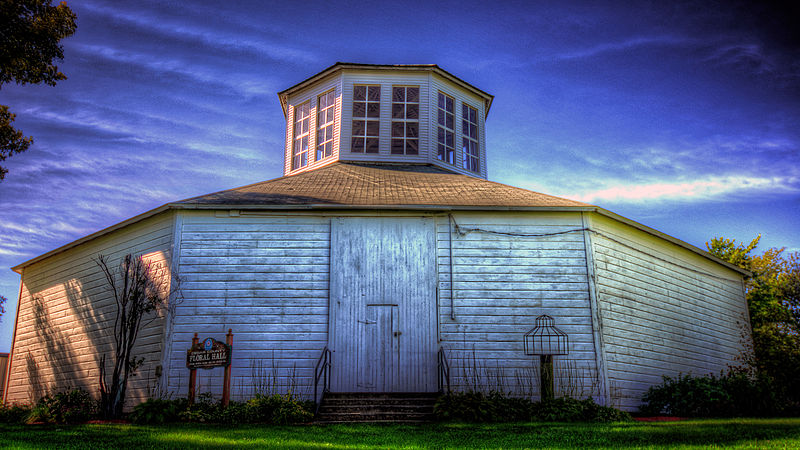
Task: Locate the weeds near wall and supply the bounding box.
[250,352,307,398]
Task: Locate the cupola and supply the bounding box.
[277,63,494,179]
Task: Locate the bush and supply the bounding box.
[129,398,188,424]
[434,392,631,423]
[640,370,786,417]
[26,388,97,424]
[131,391,313,424]
[0,404,32,424]
[245,393,313,424]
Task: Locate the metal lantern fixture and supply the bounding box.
[523,315,569,401]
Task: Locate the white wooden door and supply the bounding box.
[329,217,437,392]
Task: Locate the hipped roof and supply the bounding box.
[12,162,749,277]
[174,162,589,208]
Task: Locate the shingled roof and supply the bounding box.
[174,162,591,209]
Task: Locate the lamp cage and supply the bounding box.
[523,314,569,356]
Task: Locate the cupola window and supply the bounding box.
[292,101,310,170]
[390,86,419,155]
[462,104,479,172]
[437,92,455,164]
[351,85,380,153]
[317,90,335,161]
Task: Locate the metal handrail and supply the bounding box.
[314,346,331,414]
[437,346,450,394]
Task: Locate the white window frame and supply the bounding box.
[351,85,380,153]
[437,92,455,164]
[316,90,335,161]
[292,101,310,170]
[461,103,479,172]
[390,85,420,155]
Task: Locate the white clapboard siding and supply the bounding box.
[165,212,331,401]
[5,213,175,407]
[436,212,601,400]
[588,213,749,410]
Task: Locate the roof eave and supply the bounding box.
[277,62,494,118]
[590,207,751,277]
[11,204,175,274]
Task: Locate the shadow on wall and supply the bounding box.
[21,250,171,405]
[30,294,90,400]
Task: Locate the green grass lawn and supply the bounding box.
[1,419,799,449]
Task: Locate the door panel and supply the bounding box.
[329,217,437,392]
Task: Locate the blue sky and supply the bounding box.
[1,0,799,351]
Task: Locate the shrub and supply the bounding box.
[245,393,313,424]
[129,398,187,424]
[640,370,786,417]
[26,388,97,424]
[179,392,220,423]
[0,404,32,424]
[434,392,630,423]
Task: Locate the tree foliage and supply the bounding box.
[707,235,800,409]
[0,0,76,180]
[96,254,176,419]
[0,293,6,319]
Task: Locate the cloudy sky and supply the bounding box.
[1,0,799,351]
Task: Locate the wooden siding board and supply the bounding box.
[590,213,749,410]
[436,212,599,399]
[165,213,331,400]
[5,213,174,407]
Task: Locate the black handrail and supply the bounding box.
[437,346,450,394]
[314,346,331,414]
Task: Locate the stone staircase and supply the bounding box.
[315,392,439,423]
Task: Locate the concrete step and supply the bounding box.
[315,392,439,423]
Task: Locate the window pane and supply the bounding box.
[438,128,444,141]
[353,102,365,117]
[393,87,405,102]
[438,110,445,126]
[446,131,453,147]
[406,104,418,119]
[351,137,364,152]
[367,103,380,118]
[407,87,419,102]
[462,104,469,117]
[470,108,477,122]
[301,152,307,167]
[391,122,404,137]
[407,139,418,155]
[301,136,308,150]
[325,142,332,157]
[470,124,477,139]
[354,86,366,101]
[317,129,324,143]
[352,120,365,136]
[392,104,405,119]
[446,97,453,111]
[366,138,379,153]
[391,139,404,154]
[302,119,309,133]
[446,114,453,129]
[406,122,418,138]
[367,86,380,102]
[438,93,445,109]
[366,120,379,136]
[326,125,333,140]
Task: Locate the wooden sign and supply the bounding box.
[187,330,234,408]
[187,337,231,369]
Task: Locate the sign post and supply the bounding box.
[187,329,233,407]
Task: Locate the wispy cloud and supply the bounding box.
[556,35,693,60]
[565,175,798,203]
[73,44,276,98]
[80,2,318,64]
